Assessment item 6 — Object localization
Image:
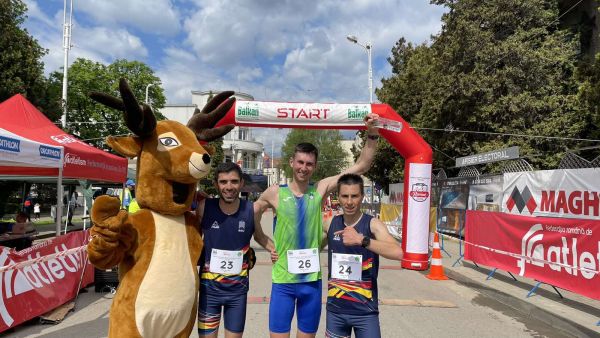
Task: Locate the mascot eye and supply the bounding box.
[159,137,179,147]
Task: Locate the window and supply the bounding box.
[243,153,250,169]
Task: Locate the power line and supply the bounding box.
[55,121,121,125]
[412,126,600,143]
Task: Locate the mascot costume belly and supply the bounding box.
[87,79,234,338]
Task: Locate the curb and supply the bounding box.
[444,265,598,338]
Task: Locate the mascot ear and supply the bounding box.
[107,136,142,158]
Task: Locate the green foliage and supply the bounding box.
[199,138,225,196]
[575,53,600,160]
[0,0,59,117]
[281,129,349,182]
[373,0,593,186]
[47,58,167,150]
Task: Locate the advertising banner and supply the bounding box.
[465,211,600,301]
[405,163,431,254]
[235,101,374,128]
[0,128,63,168]
[435,175,503,236]
[388,183,404,205]
[0,230,93,332]
[503,168,600,220]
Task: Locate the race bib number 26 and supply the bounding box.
[287,248,320,274]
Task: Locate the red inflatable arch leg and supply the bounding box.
[216,101,433,270]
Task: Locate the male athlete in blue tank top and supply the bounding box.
[196,162,275,338]
[324,174,403,338]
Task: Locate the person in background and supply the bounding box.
[68,191,78,226]
[120,179,140,213]
[23,198,32,222]
[33,202,41,221]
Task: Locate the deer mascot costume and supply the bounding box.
[87,79,234,338]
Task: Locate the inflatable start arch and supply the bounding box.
[216,101,433,270]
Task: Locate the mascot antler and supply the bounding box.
[187,90,236,142]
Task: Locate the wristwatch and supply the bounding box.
[361,235,371,248]
[367,134,379,141]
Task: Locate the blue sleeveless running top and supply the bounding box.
[199,198,255,295]
[326,213,379,315]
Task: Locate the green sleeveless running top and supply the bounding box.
[272,184,323,283]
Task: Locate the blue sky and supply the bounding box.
[23,0,446,153]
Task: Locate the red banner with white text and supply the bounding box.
[465,210,600,300]
[0,230,93,332]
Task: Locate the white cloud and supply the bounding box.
[24,4,149,74]
[75,0,182,37]
[24,0,445,107]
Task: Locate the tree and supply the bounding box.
[280,129,349,182]
[575,53,600,161]
[199,138,225,196]
[47,58,166,150]
[0,0,59,118]
[373,0,588,183]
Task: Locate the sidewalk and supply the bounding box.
[30,214,92,241]
[439,235,600,337]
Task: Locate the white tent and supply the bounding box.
[0,128,64,234]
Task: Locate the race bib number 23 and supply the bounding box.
[209,249,243,274]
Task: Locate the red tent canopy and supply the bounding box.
[0,94,127,183]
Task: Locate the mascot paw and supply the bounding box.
[90,195,128,239]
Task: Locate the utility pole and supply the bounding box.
[61,0,74,129]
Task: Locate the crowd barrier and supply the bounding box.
[452,210,600,302]
[0,230,93,332]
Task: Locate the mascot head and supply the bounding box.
[90,79,235,215]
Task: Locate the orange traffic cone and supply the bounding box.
[426,232,448,280]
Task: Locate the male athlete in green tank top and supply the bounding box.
[255,114,380,338]
[273,185,323,283]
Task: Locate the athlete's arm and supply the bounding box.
[320,213,332,251]
[334,218,403,260]
[368,217,403,260]
[253,203,275,253]
[317,114,380,196]
[254,184,278,214]
[254,186,278,262]
[195,199,206,228]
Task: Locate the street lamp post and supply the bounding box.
[346,35,373,104]
[61,0,74,129]
[347,34,375,214]
[145,83,154,104]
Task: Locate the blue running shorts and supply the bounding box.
[198,291,247,335]
[269,280,322,334]
[325,311,381,338]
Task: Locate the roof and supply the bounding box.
[0,94,127,183]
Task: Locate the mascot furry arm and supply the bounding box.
[87,79,234,338]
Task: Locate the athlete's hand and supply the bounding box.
[364,113,380,136]
[334,226,364,247]
[270,249,279,263]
